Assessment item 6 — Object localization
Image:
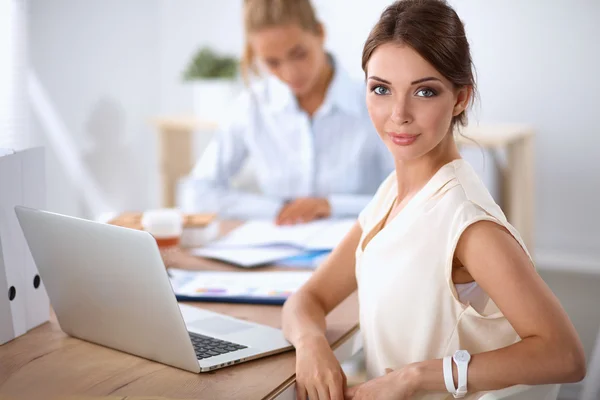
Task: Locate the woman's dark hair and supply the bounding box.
[362,0,475,128]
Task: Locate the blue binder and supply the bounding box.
[175,294,288,306]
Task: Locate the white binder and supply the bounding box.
[0,147,49,345]
[20,148,50,330]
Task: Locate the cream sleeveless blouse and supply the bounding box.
[356,159,528,399]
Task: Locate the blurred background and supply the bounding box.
[1,1,599,398]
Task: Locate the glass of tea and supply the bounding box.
[141,208,183,249]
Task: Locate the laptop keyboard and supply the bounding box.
[189,332,248,360]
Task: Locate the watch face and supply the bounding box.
[454,350,471,362]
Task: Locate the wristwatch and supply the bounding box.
[452,350,472,398]
[443,355,456,395]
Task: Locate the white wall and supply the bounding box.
[158,0,244,115]
[29,0,161,217]
[0,0,30,151]
[29,0,600,267]
[448,0,600,269]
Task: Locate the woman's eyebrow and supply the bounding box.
[410,76,441,85]
[367,76,442,85]
[367,76,391,84]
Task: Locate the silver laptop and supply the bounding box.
[15,206,293,373]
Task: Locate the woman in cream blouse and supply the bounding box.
[282,0,586,399]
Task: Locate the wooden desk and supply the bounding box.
[0,222,360,400]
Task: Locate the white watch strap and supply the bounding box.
[443,356,456,395]
[454,357,469,398]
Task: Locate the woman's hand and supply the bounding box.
[295,336,347,400]
[276,197,331,225]
[344,368,419,400]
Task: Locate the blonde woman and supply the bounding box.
[282,0,586,399]
[179,0,392,224]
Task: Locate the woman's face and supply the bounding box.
[365,43,469,163]
[249,23,327,96]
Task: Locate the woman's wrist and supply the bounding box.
[392,363,425,395]
[294,333,329,350]
[404,359,451,394]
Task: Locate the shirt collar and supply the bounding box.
[267,54,362,117]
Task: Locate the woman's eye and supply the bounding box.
[292,51,307,60]
[416,88,437,98]
[265,59,280,69]
[372,85,390,95]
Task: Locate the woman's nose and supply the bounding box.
[390,98,412,125]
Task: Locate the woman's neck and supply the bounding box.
[297,56,334,116]
[394,133,462,202]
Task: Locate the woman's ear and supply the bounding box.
[316,22,326,43]
[453,86,472,117]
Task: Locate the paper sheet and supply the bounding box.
[191,245,304,268]
[168,268,312,301]
[211,219,355,250]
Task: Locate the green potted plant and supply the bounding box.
[183,47,240,121]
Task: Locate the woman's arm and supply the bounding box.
[395,220,586,395]
[282,222,362,400]
[178,129,284,219]
[282,221,361,346]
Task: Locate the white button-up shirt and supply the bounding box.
[178,61,393,219]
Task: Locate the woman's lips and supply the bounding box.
[387,132,420,146]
